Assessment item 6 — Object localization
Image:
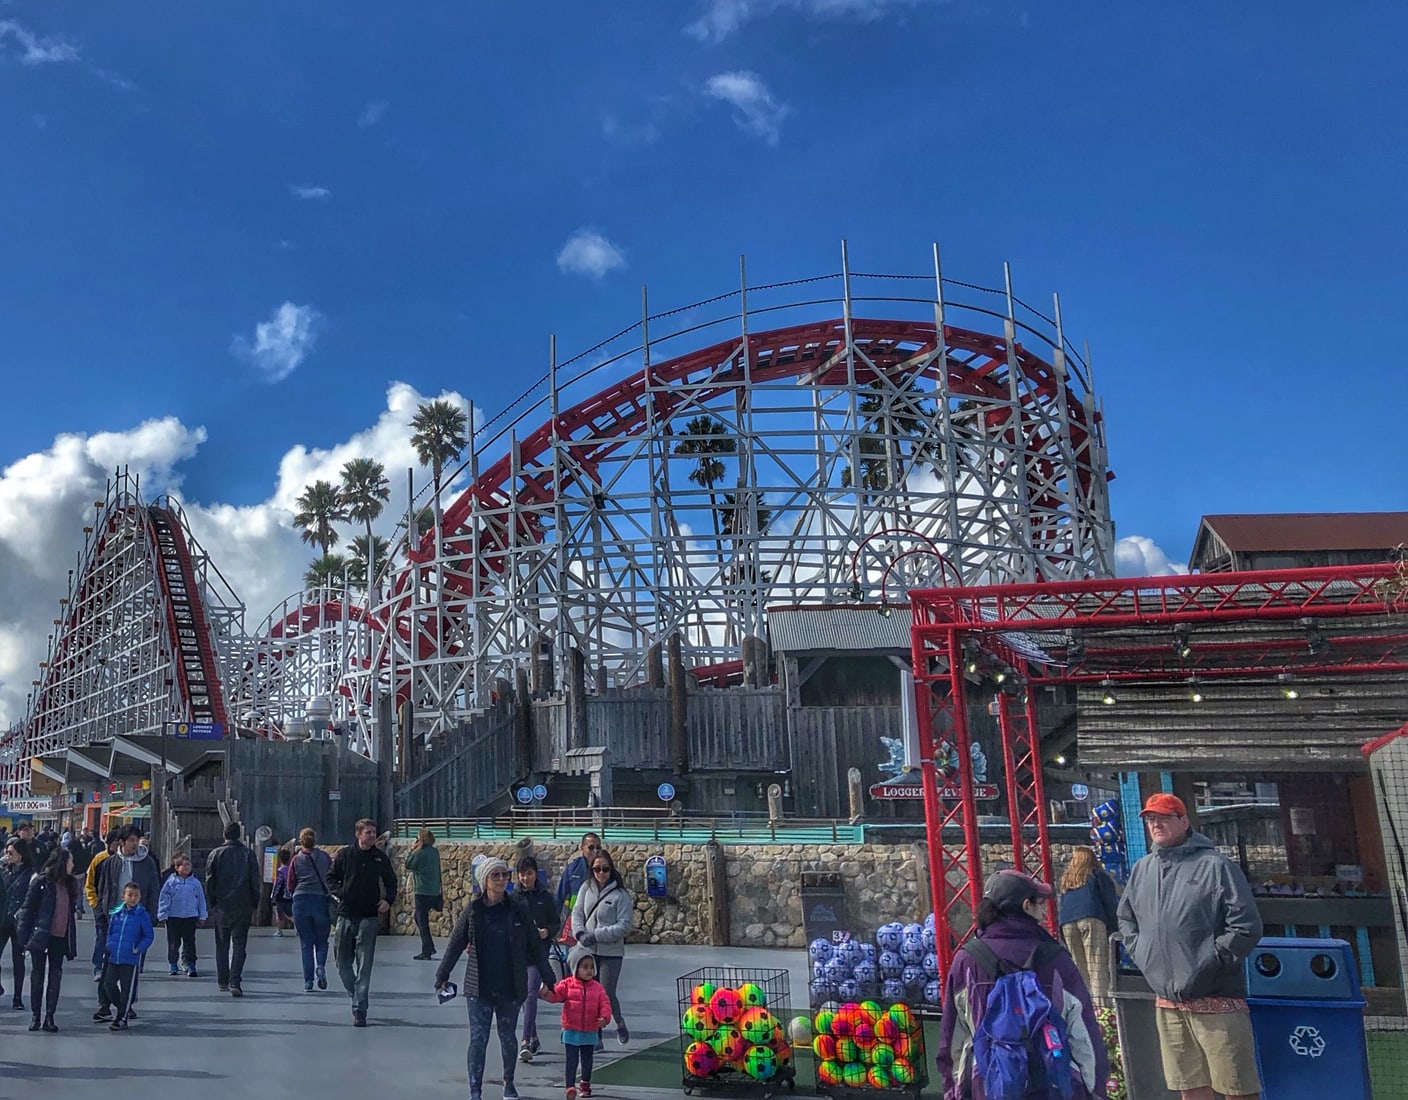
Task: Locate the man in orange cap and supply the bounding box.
[1117,792,1263,1100]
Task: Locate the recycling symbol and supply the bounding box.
[1289,1025,1326,1058]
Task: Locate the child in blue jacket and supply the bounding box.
[157,853,208,976]
[97,882,154,1030]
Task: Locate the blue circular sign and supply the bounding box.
[1070,783,1090,801]
[657,782,676,802]
[516,786,534,805]
[532,784,548,801]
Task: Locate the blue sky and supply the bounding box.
[1,0,1406,718]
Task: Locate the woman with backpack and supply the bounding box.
[1057,847,1120,1009]
[938,870,1108,1100]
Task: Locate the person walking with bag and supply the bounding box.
[435,857,554,1100]
[204,821,262,996]
[327,818,397,1026]
[938,870,1107,1099]
[570,847,633,1047]
[406,827,443,960]
[17,847,82,1033]
[287,828,334,992]
[1058,846,1121,1009]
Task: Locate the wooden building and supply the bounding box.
[1191,512,1408,573]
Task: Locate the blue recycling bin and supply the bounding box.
[1245,937,1372,1100]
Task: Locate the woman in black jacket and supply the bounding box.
[435,857,554,1100]
[1,837,35,1009]
[19,847,81,1032]
[513,854,562,1062]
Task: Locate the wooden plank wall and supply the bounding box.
[396,705,519,820]
[790,705,902,818]
[227,737,380,843]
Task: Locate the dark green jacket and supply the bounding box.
[405,845,442,895]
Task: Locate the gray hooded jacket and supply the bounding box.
[1117,831,1262,1001]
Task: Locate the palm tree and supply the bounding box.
[293,480,346,555]
[339,458,390,594]
[410,399,469,496]
[346,534,391,591]
[304,553,349,594]
[673,415,735,541]
[842,376,938,498]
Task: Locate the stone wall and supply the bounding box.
[377,839,1082,948]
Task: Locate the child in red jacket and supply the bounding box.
[542,945,613,1099]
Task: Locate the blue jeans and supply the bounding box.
[521,965,541,1039]
[335,916,378,1014]
[467,995,523,1090]
[292,895,331,984]
[91,913,107,972]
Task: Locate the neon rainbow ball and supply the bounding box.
[739,1007,775,1045]
[841,1063,868,1087]
[859,999,883,1022]
[745,1044,779,1080]
[887,1003,915,1032]
[831,1011,855,1038]
[813,1008,836,1036]
[710,986,743,1025]
[867,1066,893,1089]
[737,981,767,1008]
[684,1041,719,1078]
[691,982,718,1008]
[834,1037,860,1064]
[870,1042,897,1068]
[852,1020,877,1049]
[891,1057,917,1085]
[682,1004,717,1041]
[711,1025,746,1063]
[817,1060,843,1086]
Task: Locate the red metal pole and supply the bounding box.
[1024,689,1057,933]
[996,690,1026,876]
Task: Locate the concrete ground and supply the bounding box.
[0,921,813,1100]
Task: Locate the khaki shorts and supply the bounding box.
[1155,1006,1262,1095]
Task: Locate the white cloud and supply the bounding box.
[231,302,323,383]
[1114,535,1188,578]
[556,229,626,279]
[687,0,931,41]
[357,100,388,129]
[0,19,80,65]
[0,418,205,726]
[0,384,475,727]
[289,184,331,201]
[704,71,790,144]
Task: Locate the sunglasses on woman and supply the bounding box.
[592,865,612,874]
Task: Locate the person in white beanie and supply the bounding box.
[436,857,554,1100]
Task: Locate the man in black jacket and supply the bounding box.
[436,857,554,1100]
[205,821,262,996]
[327,818,397,1026]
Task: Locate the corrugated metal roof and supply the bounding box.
[767,605,912,653]
[1198,513,1408,554]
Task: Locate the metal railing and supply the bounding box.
[393,807,866,846]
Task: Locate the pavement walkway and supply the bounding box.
[0,921,813,1100]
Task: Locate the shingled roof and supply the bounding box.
[1193,512,1408,559]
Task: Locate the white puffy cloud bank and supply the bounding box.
[1114,534,1188,577]
[0,383,471,728]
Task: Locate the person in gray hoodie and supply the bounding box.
[1117,792,1263,1100]
[570,847,633,1048]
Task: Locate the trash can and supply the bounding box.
[1107,935,1178,1100]
[800,871,848,948]
[1245,937,1372,1100]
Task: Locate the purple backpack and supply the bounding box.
[964,939,1075,1100]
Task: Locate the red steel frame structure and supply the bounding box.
[909,563,1408,974]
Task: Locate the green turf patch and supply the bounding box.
[1369,1030,1408,1100]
